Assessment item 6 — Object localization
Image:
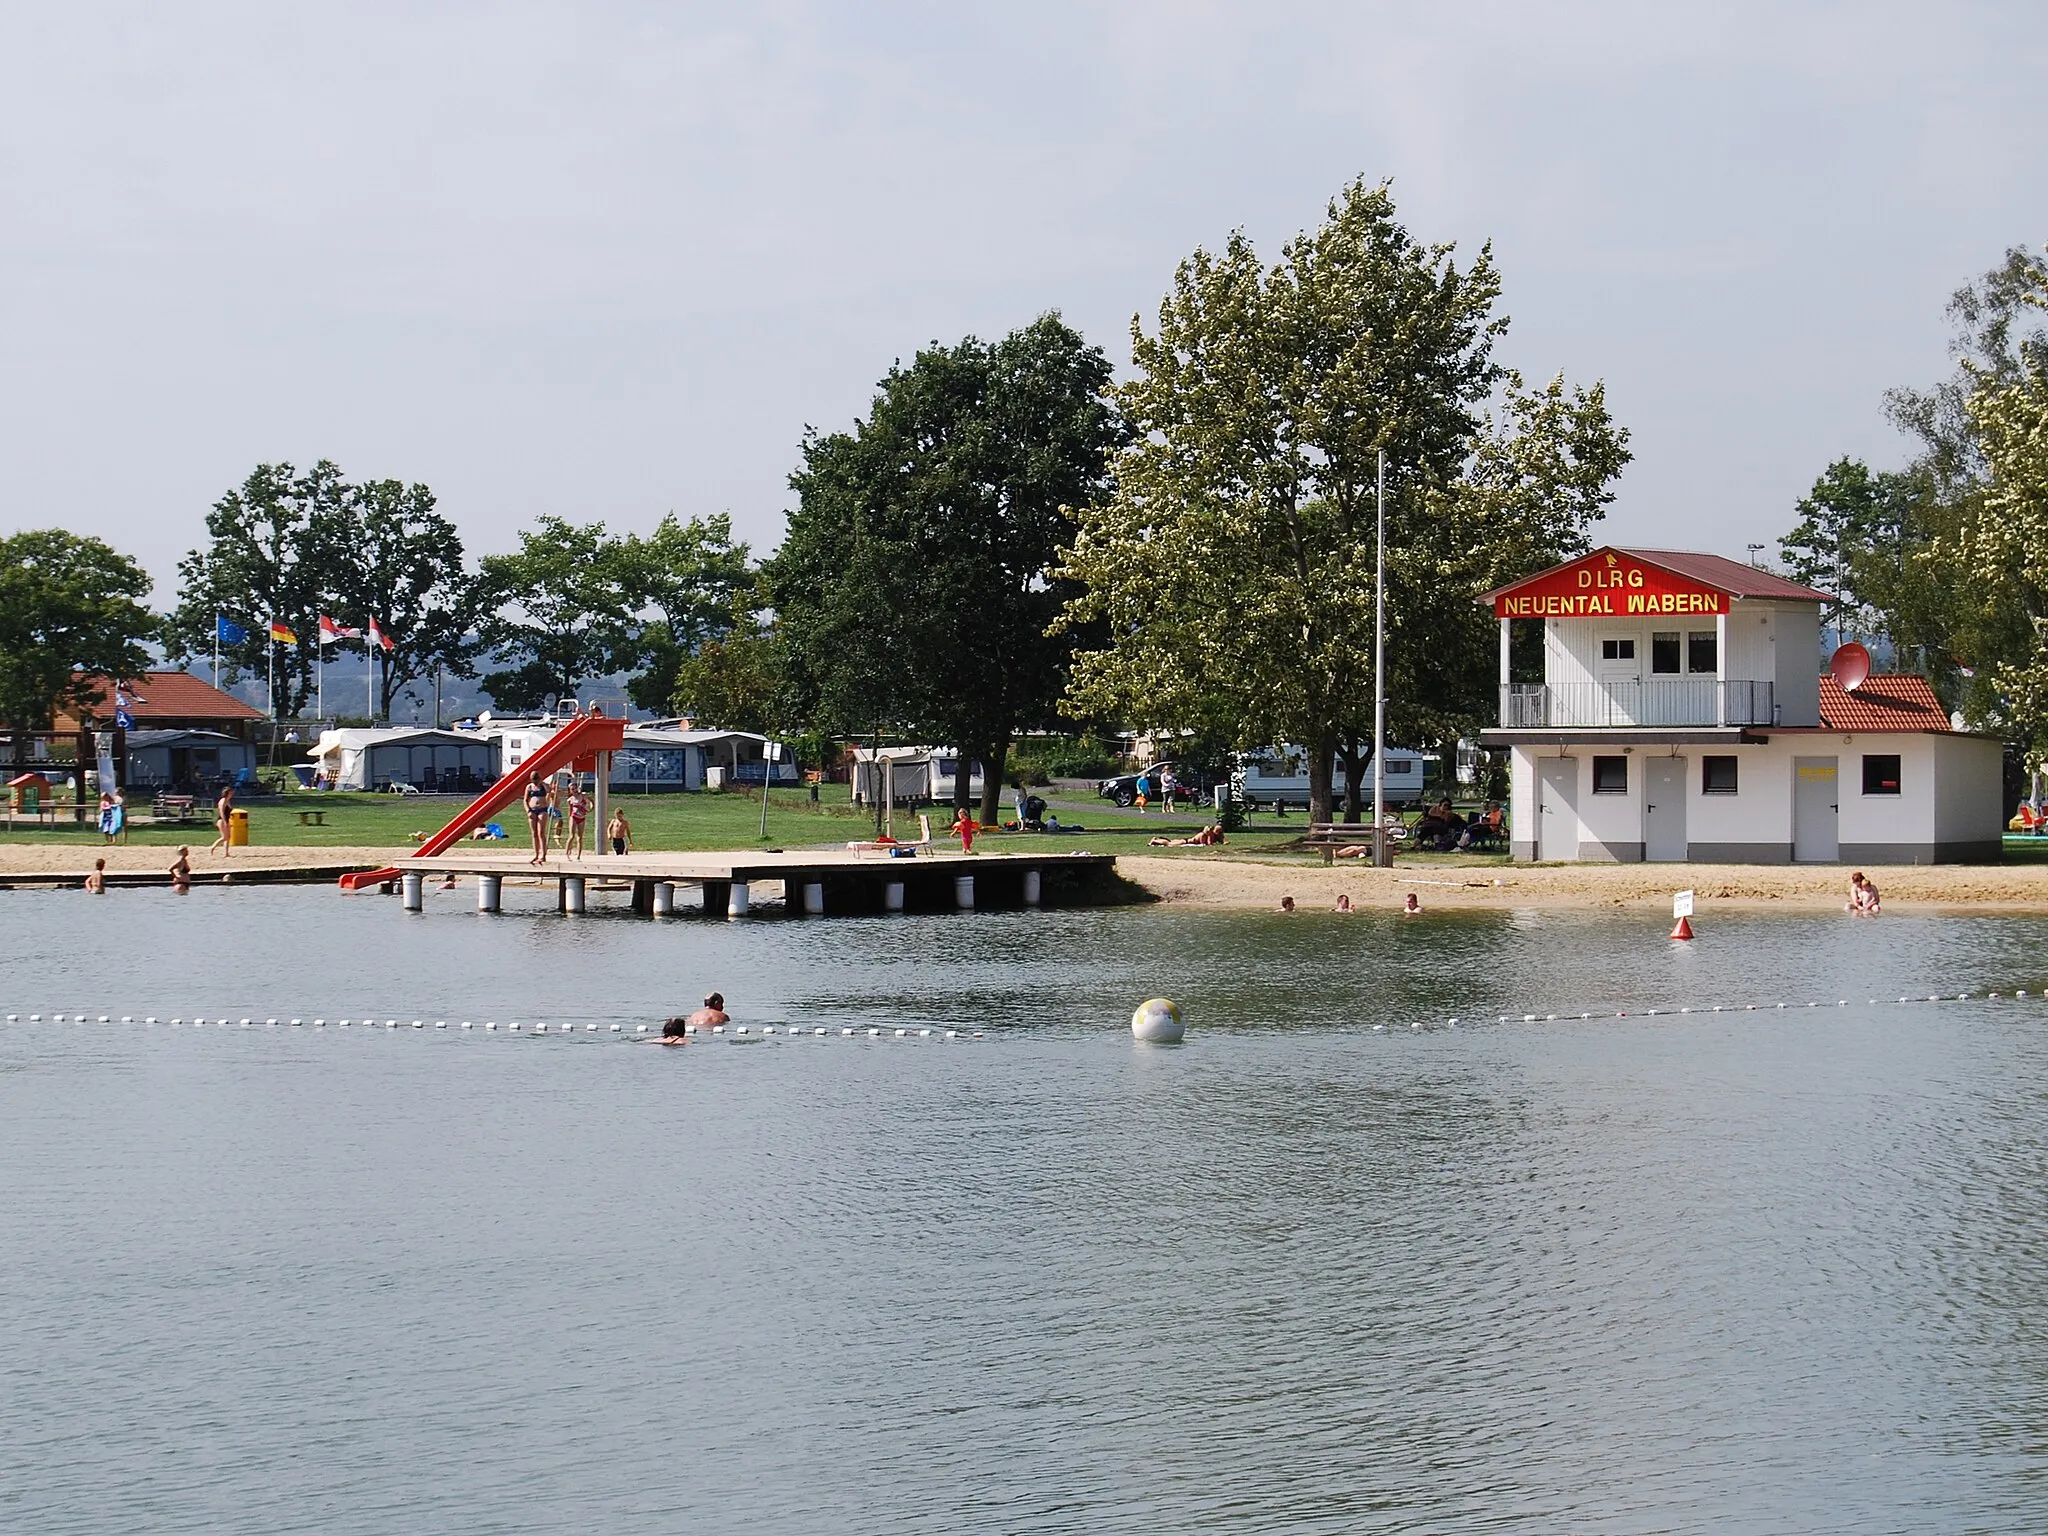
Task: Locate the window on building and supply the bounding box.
[1687,630,1718,674]
[1862,754,1901,795]
[1702,756,1739,794]
[1651,632,1681,674]
[1592,756,1628,794]
[1600,638,1636,662]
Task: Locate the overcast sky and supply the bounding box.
[3,2,2043,599]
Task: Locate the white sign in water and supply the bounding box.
[1673,889,1695,918]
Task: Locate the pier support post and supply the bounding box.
[954,874,975,911]
[728,881,750,918]
[884,880,905,912]
[401,871,424,911]
[701,880,728,916]
[1023,869,1042,906]
[563,876,586,914]
[804,882,825,916]
[477,874,502,913]
[652,881,674,917]
[631,878,652,914]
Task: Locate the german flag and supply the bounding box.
[269,620,298,645]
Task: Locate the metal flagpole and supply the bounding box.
[367,627,375,723]
[317,632,324,723]
[267,623,276,720]
[213,617,221,692]
[1373,450,1388,867]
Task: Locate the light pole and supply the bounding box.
[1373,449,1388,867]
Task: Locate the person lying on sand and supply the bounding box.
[1148,824,1226,847]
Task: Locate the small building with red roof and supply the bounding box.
[1479,547,2002,863]
[53,671,265,740]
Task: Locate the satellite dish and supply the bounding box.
[1829,642,1872,692]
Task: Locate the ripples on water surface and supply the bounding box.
[3,885,2045,1533]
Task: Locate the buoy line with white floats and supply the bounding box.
[0,1012,983,1039]
[2,990,2039,1041]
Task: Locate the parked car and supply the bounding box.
[1097,762,1195,808]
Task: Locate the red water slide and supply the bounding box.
[337,714,627,889]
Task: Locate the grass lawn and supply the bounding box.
[5,787,883,853]
[4,782,1509,867]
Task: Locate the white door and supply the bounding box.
[1596,636,1642,725]
[1645,757,1687,862]
[1793,757,1839,863]
[1538,757,1577,861]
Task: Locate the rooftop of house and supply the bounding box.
[1817,673,1953,733]
[1485,546,1835,605]
[62,671,265,725]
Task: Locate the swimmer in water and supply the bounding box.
[658,1016,691,1045]
[168,846,191,891]
[689,992,729,1030]
[1279,895,1296,913]
[1403,893,1421,915]
[84,858,107,894]
[1334,893,1352,913]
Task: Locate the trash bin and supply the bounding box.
[230,807,250,846]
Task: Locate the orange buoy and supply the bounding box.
[1670,914,1694,941]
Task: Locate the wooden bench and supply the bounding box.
[1304,820,1407,864]
[297,809,327,826]
[153,793,197,822]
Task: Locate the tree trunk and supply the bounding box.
[1307,730,1337,825]
[1338,737,1371,824]
[980,739,1008,827]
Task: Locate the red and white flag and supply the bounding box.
[368,617,396,653]
[318,615,361,647]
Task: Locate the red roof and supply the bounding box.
[65,671,265,724]
[1483,546,1832,605]
[1817,673,1952,732]
[1616,549,1832,603]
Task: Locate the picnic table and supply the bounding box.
[153,793,197,822]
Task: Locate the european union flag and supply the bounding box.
[215,616,248,644]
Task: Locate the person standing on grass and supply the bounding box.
[209,784,235,857]
[566,783,590,858]
[607,807,632,856]
[523,773,550,864]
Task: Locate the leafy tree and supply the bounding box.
[672,611,782,734]
[0,529,157,731]
[619,513,754,714]
[476,517,637,709]
[770,312,1122,822]
[1777,457,1925,643]
[321,479,483,720]
[1058,179,1628,823]
[168,461,348,714]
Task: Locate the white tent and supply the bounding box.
[307,728,499,792]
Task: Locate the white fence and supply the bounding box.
[1502,679,1775,728]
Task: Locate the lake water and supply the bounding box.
[3,882,2046,1533]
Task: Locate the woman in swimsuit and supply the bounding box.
[524,774,550,864]
[566,785,589,859]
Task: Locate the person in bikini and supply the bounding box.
[523,774,550,864]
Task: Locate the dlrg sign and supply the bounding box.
[1491,551,1730,620]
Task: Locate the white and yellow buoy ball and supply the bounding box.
[1130,997,1184,1043]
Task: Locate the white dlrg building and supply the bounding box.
[1480,547,2003,864]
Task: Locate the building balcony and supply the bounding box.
[1501,679,1776,729]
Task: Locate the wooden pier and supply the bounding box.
[385,847,1120,917]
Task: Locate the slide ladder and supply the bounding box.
[338,714,627,889]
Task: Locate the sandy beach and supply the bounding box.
[7,839,2048,911]
[1115,852,2048,912]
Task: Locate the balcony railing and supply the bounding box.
[1501,679,1775,729]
